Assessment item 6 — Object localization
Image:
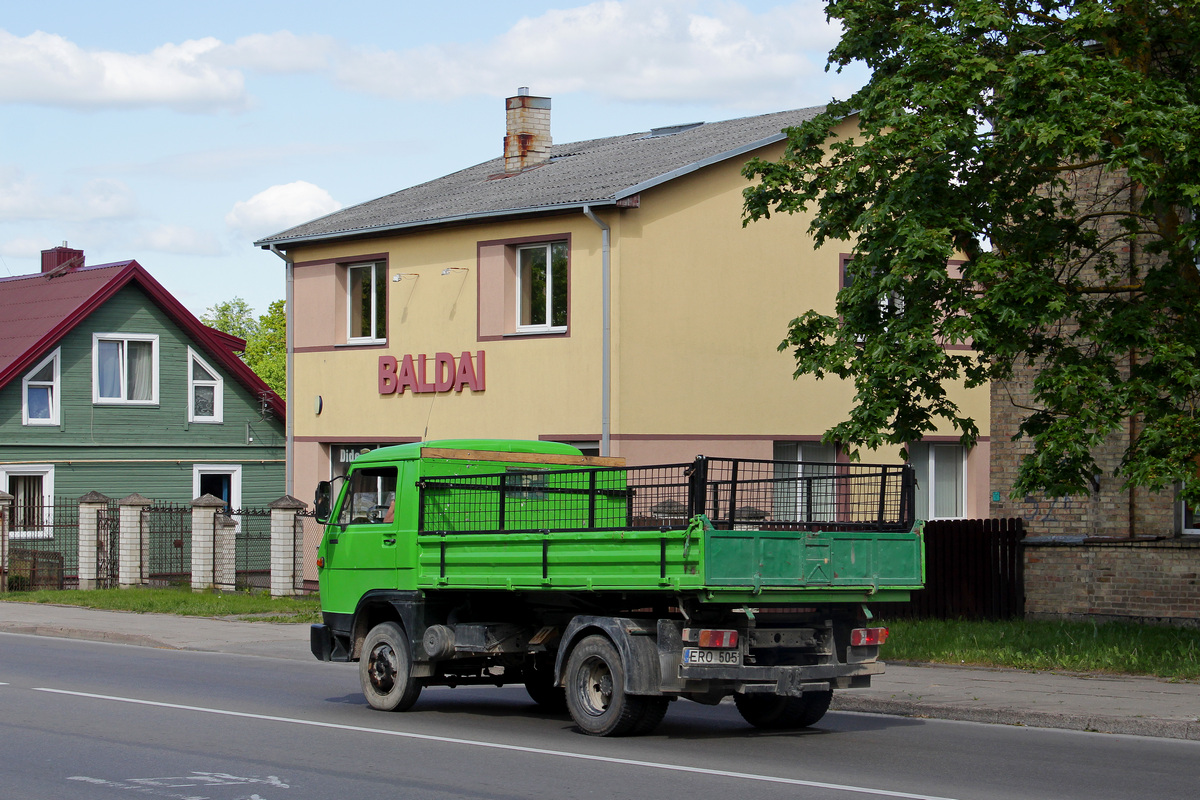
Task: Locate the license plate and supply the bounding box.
[682,647,741,666]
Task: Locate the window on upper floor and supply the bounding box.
[348,261,387,344]
[93,333,158,405]
[188,347,223,423]
[22,348,60,426]
[910,442,965,520]
[517,241,569,332]
[477,234,572,340]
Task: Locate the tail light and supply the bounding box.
[850,627,889,647]
[682,628,740,648]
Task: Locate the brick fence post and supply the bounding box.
[0,490,11,592]
[119,494,152,587]
[269,495,307,597]
[76,491,110,590]
[191,494,227,591]
[214,513,237,591]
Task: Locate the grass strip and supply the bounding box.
[0,587,321,623]
[879,617,1200,680]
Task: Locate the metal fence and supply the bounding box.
[96,501,120,589]
[227,508,272,590]
[416,456,915,535]
[143,503,191,586]
[295,509,322,593]
[5,497,80,590]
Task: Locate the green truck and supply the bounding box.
[310,439,924,736]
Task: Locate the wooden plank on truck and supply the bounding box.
[420,447,626,468]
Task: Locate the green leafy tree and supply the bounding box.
[201,297,259,342]
[743,1,1200,502]
[244,299,286,400]
[202,297,286,400]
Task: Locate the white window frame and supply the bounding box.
[187,347,223,423]
[1,465,55,540]
[346,261,387,344]
[92,333,159,405]
[193,464,242,509]
[516,241,569,333]
[1179,489,1200,535]
[22,348,61,426]
[911,442,967,520]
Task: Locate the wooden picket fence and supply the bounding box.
[875,517,1025,620]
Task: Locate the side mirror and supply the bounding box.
[314,481,333,524]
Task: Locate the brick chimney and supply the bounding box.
[41,242,84,274]
[504,88,552,173]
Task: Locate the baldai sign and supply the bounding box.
[378,351,486,395]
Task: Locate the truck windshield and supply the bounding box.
[337,467,398,525]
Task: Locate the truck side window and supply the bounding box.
[337,467,398,525]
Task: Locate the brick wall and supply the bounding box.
[988,161,1180,539]
[1024,538,1200,628]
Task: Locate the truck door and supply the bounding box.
[322,466,400,601]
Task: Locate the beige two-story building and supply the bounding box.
[258,90,991,536]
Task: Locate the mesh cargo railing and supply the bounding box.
[417,457,914,535]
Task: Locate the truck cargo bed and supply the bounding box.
[414,455,923,602]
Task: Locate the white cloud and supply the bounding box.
[334,0,842,107]
[0,29,247,112]
[206,31,335,73]
[0,166,137,221]
[226,181,342,240]
[132,224,225,256]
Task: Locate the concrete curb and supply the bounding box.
[830,695,1200,740]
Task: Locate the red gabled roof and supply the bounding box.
[0,260,285,422]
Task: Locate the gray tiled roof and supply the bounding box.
[255,106,824,247]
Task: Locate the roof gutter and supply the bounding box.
[582,205,611,457]
[267,244,295,497]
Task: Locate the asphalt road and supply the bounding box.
[2,632,1197,800]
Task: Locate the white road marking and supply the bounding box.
[36,687,959,800]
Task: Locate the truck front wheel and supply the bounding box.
[565,634,659,736]
[360,621,422,712]
[734,690,832,729]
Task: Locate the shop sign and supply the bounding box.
[378,351,486,395]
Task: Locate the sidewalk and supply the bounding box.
[2,601,1197,740]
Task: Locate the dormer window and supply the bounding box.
[188,347,223,423]
[22,348,60,426]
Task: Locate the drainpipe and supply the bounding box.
[582,206,611,456]
[267,244,295,497]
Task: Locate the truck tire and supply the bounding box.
[565,634,656,736]
[523,658,568,713]
[360,621,423,712]
[734,690,832,730]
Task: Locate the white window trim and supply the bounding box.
[187,347,223,423]
[92,332,160,405]
[516,242,568,334]
[22,348,61,426]
[346,262,386,345]
[193,464,242,508]
[1,464,55,540]
[925,443,967,520]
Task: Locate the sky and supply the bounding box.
[0,0,868,318]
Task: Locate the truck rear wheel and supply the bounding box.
[565,634,658,736]
[734,690,832,729]
[360,621,422,712]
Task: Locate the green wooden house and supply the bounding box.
[0,245,286,534]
